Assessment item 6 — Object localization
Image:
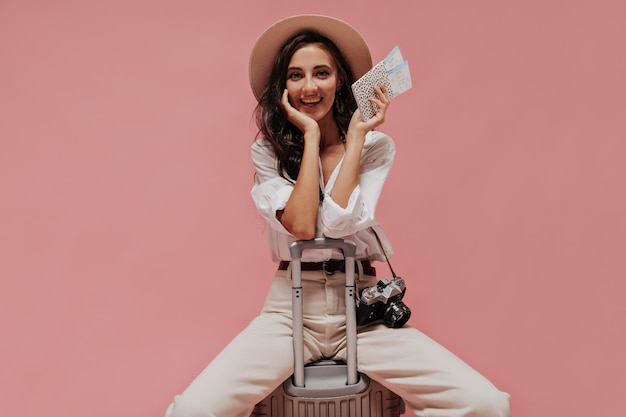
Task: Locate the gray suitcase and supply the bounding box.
[251,238,405,417]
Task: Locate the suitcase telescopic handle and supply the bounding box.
[289,237,357,258]
[289,238,359,387]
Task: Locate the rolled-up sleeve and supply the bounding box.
[320,131,395,238]
[250,139,294,235]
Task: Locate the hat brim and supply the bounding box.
[249,14,372,101]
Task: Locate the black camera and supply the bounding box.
[356,277,411,328]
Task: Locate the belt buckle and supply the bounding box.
[323,259,343,275]
[323,261,335,275]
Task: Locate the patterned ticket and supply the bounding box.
[351,46,412,120]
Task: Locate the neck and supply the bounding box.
[318,117,343,150]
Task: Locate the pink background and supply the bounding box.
[1,1,624,416]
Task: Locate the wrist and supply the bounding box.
[344,129,367,147]
[303,129,321,146]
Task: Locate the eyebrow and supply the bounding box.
[287,64,333,71]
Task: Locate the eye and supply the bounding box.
[316,70,330,78]
[287,72,303,80]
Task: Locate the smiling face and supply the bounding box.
[285,44,340,124]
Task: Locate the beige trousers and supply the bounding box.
[165,268,510,417]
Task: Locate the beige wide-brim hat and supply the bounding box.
[248,14,372,101]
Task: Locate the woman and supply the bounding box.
[166,14,511,417]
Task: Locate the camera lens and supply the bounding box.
[383,301,411,328]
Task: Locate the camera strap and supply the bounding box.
[371,227,398,278]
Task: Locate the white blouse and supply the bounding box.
[250,130,396,263]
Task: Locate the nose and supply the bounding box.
[302,76,318,93]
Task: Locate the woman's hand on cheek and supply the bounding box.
[281,89,319,136]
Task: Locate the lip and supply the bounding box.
[299,97,323,107]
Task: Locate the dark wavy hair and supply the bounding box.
[254,31,357,181]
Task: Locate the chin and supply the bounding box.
[303,108,333,122]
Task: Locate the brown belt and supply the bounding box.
[278,259,376,276]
